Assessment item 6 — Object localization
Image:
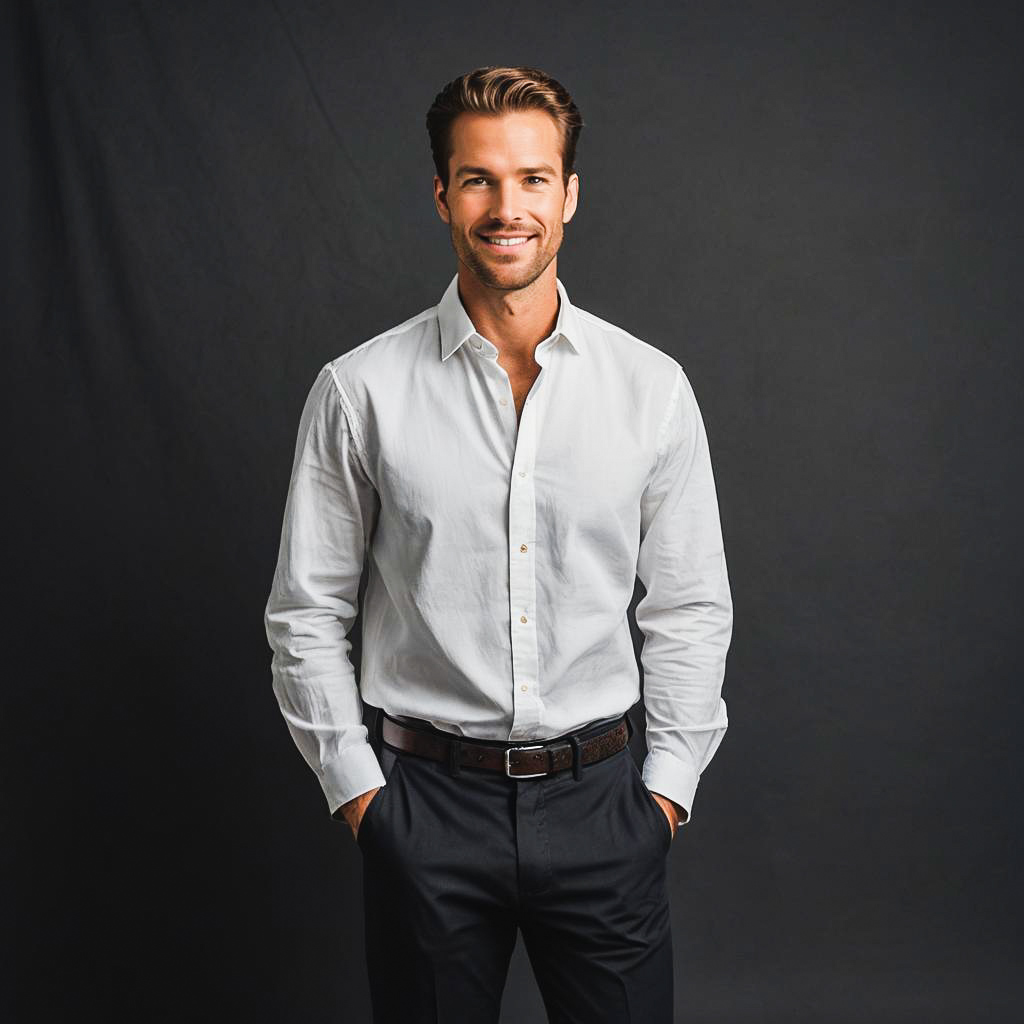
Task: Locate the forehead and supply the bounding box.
[449,110,561,170]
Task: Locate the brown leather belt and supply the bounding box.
[380,712,632,780]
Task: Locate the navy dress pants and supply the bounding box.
[357,712,675,1023]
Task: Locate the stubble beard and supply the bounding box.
[451,222,563,293]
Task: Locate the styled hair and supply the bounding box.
[426,66,584,192]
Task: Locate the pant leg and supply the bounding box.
[517,744,675,1023]
[359,743,520,1024]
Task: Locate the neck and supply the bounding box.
[456,262,559,362]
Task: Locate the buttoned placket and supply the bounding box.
[468,331,559,742]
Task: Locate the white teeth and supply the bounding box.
[483,236,530,247]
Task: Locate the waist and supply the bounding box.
[380,709,633,779]
[388,711,628,745]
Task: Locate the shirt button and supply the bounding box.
[519,471,526,477]
[499,397,508,406]
[520,615,528,623]
[521,684,529,692]
[520,544,528,552]
[471,338,482,350]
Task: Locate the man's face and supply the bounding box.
[434,110,579,292]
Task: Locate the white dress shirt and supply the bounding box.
[264,272,733,826]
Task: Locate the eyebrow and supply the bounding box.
[454,164,558,180]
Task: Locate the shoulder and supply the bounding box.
[321,304,438,398]
[573,304,689,411]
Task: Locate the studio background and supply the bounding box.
[7,1,1022,1021]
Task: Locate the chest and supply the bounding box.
[500,357,543,422]
[358,346,659,543]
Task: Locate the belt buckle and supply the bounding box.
[504,743,547,779]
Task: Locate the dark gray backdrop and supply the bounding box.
[7,1,1022,1021]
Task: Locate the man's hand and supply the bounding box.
[339,786,381,841]
[649,791,685,841]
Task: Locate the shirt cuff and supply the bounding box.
[642,748,699,826]
[319,742,386,819]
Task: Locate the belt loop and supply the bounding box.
[624,713,634,743]
[568,734,583,781]
[375,706,384,749]
[448,738,462,777]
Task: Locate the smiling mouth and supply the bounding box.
[478,233,537,251]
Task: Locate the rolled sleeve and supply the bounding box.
[635,364,733,826]
[264,362,385,819]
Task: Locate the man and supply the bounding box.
[264,65,733,1023]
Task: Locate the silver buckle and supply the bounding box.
[504,743,547,778]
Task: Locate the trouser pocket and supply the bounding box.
[356,744,402,851]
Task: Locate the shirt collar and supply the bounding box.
[437,272,585,362]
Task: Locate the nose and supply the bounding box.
[488,179,523,225]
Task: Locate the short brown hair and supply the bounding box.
[426,66,584,191]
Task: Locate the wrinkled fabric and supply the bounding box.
[264,273,733,824]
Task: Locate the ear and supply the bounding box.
[433,174,451,224]
[562,171,580,224]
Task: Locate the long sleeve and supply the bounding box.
[635,364,733,826]
[264,363,384,819]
